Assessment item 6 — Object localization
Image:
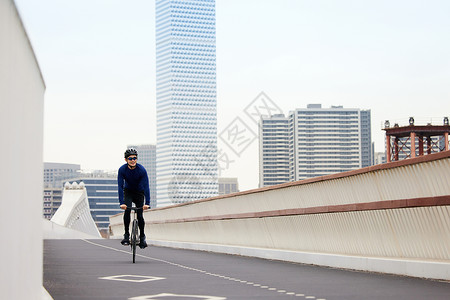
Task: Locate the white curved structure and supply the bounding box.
[52,182,101,237]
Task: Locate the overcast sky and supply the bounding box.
[15,0,450,191]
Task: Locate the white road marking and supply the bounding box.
[83,239,326,299]
[99,275,165,283]
[128,294,226,300]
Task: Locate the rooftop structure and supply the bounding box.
[383,117,449,162]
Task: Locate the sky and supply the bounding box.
[15,0,450,191]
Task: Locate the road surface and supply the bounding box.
[44,239,450,299]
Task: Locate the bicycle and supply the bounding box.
[127,206,143,263]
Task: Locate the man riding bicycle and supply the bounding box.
[118,148,150,248]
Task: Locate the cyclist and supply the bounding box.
[118,148,151,248]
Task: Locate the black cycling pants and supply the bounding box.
[123,189,145,237]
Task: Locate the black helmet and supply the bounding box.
[124,148,138,158]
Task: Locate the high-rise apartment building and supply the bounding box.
[259,104,372,187]
[155,0,218,207]
[360,110,372,168]
[43,187,62,220]
[44,162,80,188]
[127,144,157,208]
[258,114,290,186]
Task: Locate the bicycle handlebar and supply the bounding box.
[125,207,144,211]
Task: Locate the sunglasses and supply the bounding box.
[127,157,137,161]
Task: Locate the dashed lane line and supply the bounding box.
[82,239,327,299]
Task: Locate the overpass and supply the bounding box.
[42,151,450,299]
[110,151,450,281]
[2,0,449,297]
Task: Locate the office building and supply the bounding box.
[218,177,239,195]
[155,0,218,206]
[43,162,81,219]
[64,171,120,235]
[128,144,157,208]
[259,104,373,187]
[44,162,80,188]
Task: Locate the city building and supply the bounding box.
[128,144,157,208]
[155,0,218,207]
[44,162,80,188]
[374,152,387,165]
[259,104,373,187]
[43,187,62,220]
[258,114,290,187]
[218,177,239,195]
[74,172,119,236]
[43,162,81,219]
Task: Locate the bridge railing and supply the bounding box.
[110,151,450,280]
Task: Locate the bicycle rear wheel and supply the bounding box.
[131,219,138,263]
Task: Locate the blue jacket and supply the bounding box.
[117,163,150,206]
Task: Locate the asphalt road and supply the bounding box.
[44,239,450,300]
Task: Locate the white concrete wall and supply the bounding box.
[0,0,45,298]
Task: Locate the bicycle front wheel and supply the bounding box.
[131,219,138,263]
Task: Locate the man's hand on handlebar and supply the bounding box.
[120,204,149,210]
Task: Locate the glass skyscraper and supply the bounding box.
[155,0,218,207]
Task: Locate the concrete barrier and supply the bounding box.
[110,151,450,280]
